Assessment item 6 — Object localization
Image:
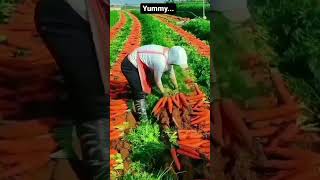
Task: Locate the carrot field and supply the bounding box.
[109,10,211,179]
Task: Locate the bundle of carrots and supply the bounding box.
[110,79,129,99]
[110,149,120,169]
[0,119,58,178]
[188,85,210,132]
[152,93,189,116]
[177,130,210,160]
[110,99,129,119]
[110,100,129,141]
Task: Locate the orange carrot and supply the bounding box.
[110,149,118,155]
[177,149,201,159]
[179,145,200,156]
[168,97,173,114]
[160,97,168,108]
[171,95,180,108]
[175,95,181,108]
[179,140,204,148]
[179,93,189,107]
[191,116,209,125]
[194,84,202,95]
[152,97,164,114]
[170,148,181,171]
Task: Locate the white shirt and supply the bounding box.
[128,44,174,84]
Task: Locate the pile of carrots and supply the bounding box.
[188,85,210,132]
[170,130,210,171]
[177,130,210,160]
[152,93,190,115]
[0,118,58,178]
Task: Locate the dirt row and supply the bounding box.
[109,12,142,177]
[153,15,210,58]
[110,11,126,42]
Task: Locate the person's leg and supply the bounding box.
[34,0,108,179]
[121,57,147,120]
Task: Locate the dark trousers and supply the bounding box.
[34,0,109,121]
[121,57,146,100]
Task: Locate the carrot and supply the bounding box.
[194,84,202,95]
[245,104,300,122]
[179,139,202,144]
[191,116,209,125]
[269,123,299,148]
[110,159,116,167]
[175,95,181,108]
[192,107,207,112]
[160,97,168,109]
[110,149,118,155]
[110,110,127,119]
[271,69,295,104]
[221,99,253,149]
[179,145,200,156]
[171,95,180,108]
[250,126,278,137]
[187,95,204,101]
[0,135,57,154]
[191,111,210,117]
[179,140,204,148]
[110,131,123,141]
[152,97,164,114]
[202,127,210,132]
[179,93,189,107]
[0,118,56,139]
[168,97,173,114]
[193,101,204,109]
[170,148,181,171]
[0,151,51,179]
[177,149,201,159]
[178,129,197,133]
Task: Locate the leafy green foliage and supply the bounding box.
[110,12,132,66]
[122,162,175,180]
[110,10,120,27]
[249,0,320,126]
[176,2,210,18]
[212,13,265,101]
[164,128,178,146]
[250,0,320,79]
[125,121,166,165]
[182,18,210,41]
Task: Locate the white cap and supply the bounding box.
[168,46,188,69]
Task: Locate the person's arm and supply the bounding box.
[169,65,178,89]
[154,69,165,94]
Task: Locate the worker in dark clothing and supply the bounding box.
[34,0,108,179]
[121,44,189,120]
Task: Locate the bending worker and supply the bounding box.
[121,44,189,120]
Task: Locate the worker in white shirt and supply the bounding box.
[121,44,188,120]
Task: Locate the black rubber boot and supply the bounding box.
[134,98,148,121]
[76,118,109,180]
